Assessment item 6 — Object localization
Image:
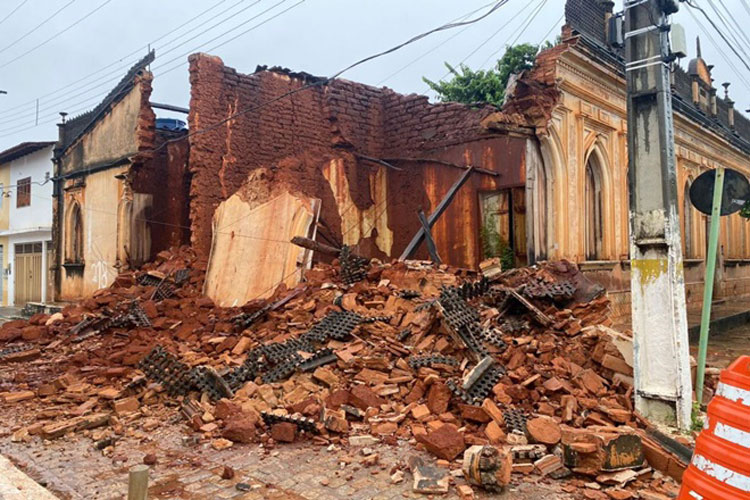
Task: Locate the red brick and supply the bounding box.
[526,416,561,445]
[349,385,384,410]
[270,422,296,443]
[416,423,465,461]
[426,382,451,415]
[222,416,257,443]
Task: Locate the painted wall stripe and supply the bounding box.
[692,454,750,492]
[716,382,750,406]
[715,422,750,449]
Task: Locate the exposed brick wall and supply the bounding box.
[132,131,191,258]
[187,54,499,260]
[565,0,610,45]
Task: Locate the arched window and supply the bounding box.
[65,202,83,263]
[584,154,604,260]
[683,180,694,258]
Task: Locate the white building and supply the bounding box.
[0,142,54,306]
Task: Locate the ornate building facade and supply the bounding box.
[504,0,750,324]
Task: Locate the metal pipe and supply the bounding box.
[149,101,188,114]
[696,167,725,407]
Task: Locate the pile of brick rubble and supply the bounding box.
[0,246,700,498]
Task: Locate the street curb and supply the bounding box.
[688,309,750,342]
[0,454,58,499]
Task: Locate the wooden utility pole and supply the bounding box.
[625,0,692,429]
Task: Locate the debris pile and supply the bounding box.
[0,246,693,497]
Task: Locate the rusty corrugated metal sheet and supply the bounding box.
[382,135,529,269]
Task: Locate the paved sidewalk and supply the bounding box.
[0,454,58,499]
[0,413,571,500]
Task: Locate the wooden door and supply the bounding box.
[479,190,513,268]
[14,243,42,305]
[479,189,527,268]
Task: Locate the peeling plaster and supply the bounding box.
[322,159,393,256]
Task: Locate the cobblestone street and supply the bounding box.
[0,411,570,500]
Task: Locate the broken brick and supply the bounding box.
[270,422,297,443]
[349,385,384,410]
[426,382,451,415]
[416,423,465,461]
[526,416,561,445]
[222,417,257,443]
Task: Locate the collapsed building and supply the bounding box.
[45,0,750,322]
[185,0,750,322]
[1,1,735,497]
[51,52,191,301]
[187,54,537,307]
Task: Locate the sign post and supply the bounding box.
[695,167,724,406]
[689,167,750,405]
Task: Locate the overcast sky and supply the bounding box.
[0,0,748,152]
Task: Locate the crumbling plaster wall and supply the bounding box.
[60,165,129,299]
[187,54,530,270]
[131,132,191,257]
[55,73,176,301]
[518,34,750,326]
[58,84,143,177]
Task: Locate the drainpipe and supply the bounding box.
[51,123,65,302]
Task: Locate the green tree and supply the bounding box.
[423,43,540,107]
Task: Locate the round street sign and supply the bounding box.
[689,168,750,216]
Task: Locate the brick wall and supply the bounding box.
[565,0,610,45]
[186,54,498,261]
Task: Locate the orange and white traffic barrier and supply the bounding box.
[680,356,750,499]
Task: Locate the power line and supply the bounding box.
[0,91,106,136]
[507,0,547,48]
[376,1,500,86]
[3,0,507,144]
[479,0,547,68]
[153,0,291,74]
[0,0,115,70]
[685,0,750,76]
[0,0,261,127]
[537,12,564,49]
[457,0,526,67]
[332,1,509,81]
[150,0,238,53]
[0,0,77,56]
[683,4,750,95]
[703,0,750,64]
[424,0,530,96]
[154,0,263,62]
[715,0,750,49]
[0,0,229,118]
[7,2,508,299]
[0,0,29,28]
[0,1,306,138]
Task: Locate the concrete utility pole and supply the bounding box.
[625,0,692,429]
